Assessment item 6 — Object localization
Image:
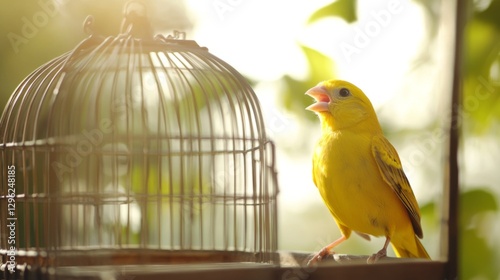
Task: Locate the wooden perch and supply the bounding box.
[279,251,429,267]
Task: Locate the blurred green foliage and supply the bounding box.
[308,0,357,24]
[434,9,499,277]
[458,189,498,279]
[421,189,499,279]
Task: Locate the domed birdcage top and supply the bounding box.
[1,17,267,148]
[0,2,278,273]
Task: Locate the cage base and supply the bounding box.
[1,248,279,267]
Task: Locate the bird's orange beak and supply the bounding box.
[306,85,330,112]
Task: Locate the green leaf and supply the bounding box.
[477,0,500,30]
[460,188,498,226]
[420,200,436,219]
[458,189,498,278]
[464,20,499,77]
[280,45,336,122]
[462,188,498,212]
[308,0,357,24]
[462,76,500,134]
[301,45,336,81]
[460,228,497,280]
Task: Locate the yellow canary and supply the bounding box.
[306,80,430,265]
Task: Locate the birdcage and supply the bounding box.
[0,2,278,277]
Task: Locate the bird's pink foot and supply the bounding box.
[367,248,387,264]
[306,236,347,266]
[306,247,332,267]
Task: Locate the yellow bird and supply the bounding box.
[306,80,430,265]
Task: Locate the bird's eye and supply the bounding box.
[339,88,351,97]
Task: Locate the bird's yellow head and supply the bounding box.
[306,80,381,132]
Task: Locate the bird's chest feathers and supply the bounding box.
[314,131,374,189]
[313,131,386,219]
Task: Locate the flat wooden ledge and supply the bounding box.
[278,252,445,280]
[279,251,432,266]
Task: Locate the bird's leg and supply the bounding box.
[306,235,346,267]
[367,237,391,264]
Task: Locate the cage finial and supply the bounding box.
[166,30,186,40]
[83,15,95,35]
[120,0,153,38]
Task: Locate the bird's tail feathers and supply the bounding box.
[392,236,430,259]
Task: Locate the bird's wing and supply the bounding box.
[371,135,423,238]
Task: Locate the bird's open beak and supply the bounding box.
[305,85,330,112]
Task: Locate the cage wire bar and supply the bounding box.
[0,2,278,273]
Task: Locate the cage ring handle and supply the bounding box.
[83,15,95,35]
